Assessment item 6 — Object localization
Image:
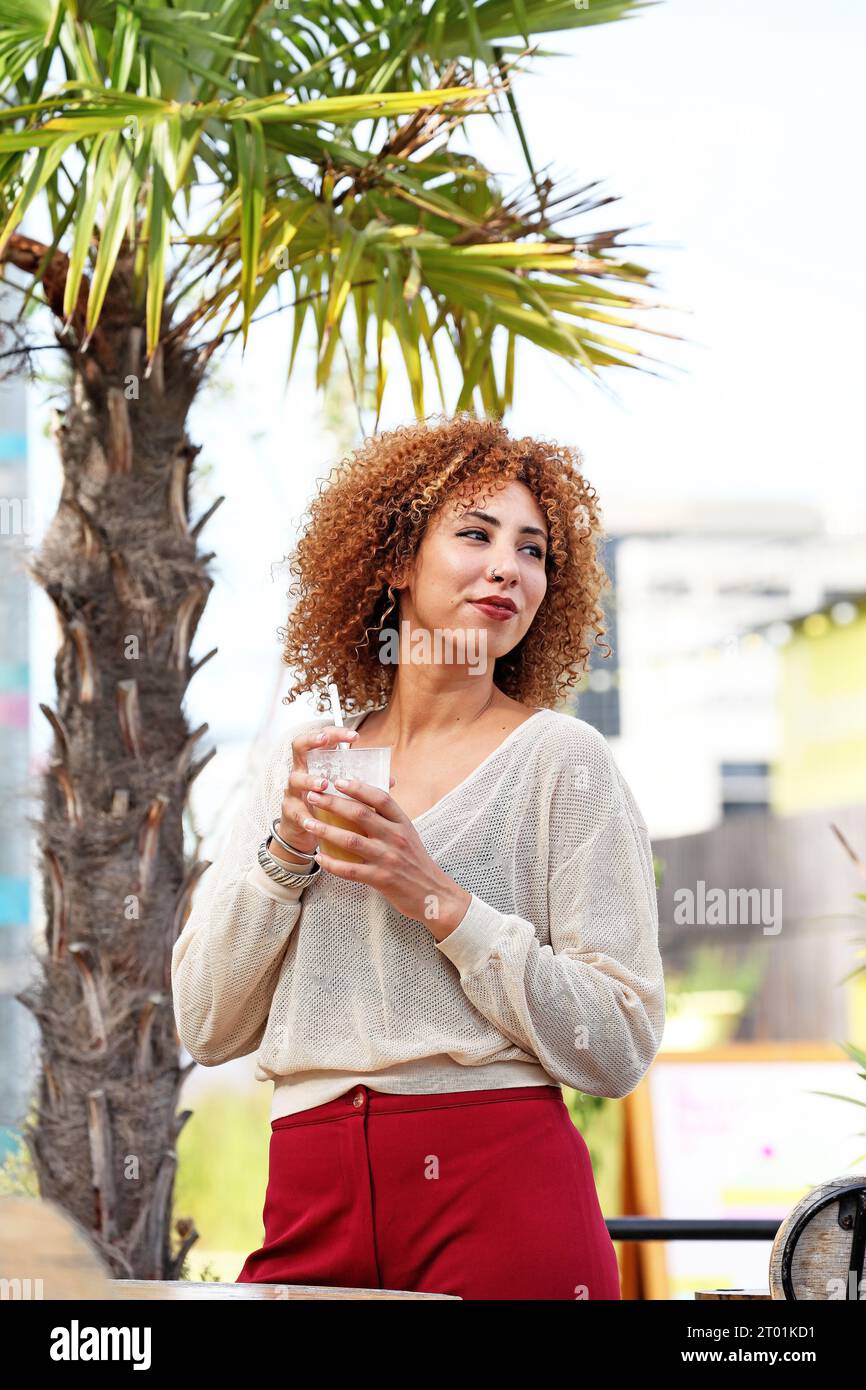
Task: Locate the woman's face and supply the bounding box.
[394,479,549,666]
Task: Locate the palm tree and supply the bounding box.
[0,0,674,1279]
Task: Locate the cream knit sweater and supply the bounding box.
[171,706,666,1120]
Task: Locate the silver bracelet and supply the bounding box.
[270,816,316,864]
[258,839,320,888]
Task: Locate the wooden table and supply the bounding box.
[0,1196,459,1299]
[113,1279,458,1300]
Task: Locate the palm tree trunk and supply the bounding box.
[6,240,217,1278]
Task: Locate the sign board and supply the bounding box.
[622,1042,866,1299]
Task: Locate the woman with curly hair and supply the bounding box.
[172,412,665,1301]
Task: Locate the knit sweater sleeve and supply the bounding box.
[171,719,321,1066]
[433,743,665,1100]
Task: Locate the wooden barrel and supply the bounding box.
[768,1174,866,1300]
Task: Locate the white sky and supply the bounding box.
[24,0,866,823]
[438,0,866,517]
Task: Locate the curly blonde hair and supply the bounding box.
[278,412,611,713]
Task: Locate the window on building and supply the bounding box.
[570,537,620,738]
[720,760,770,816]
[649,578,691,597]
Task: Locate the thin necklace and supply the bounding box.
[468,688,496,724]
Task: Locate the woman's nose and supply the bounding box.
[484,555,518,582]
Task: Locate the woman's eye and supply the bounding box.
[458,528,545,560]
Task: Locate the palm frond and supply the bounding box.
[0,0,678,414]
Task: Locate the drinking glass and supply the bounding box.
[305,744,392,864]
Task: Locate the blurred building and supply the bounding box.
[567,532,622,739]
[771,597,866,815]
[566,501,866,1049]
[571,500,866,840]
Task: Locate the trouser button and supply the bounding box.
[353,1089,365,1108]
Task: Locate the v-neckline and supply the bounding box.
[347,706,550,827]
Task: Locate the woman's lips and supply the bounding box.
[468,600,517,622]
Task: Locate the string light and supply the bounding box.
[830,601,857,625]
[803,613,830,638]
[588,669,613,692]
[597,598,862,672]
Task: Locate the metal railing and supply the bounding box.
[606,1218,781,1240]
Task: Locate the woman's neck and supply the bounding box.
[364,681,516,747]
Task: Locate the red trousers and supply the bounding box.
[236,1083,621,1300]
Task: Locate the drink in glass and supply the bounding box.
[305,743,392,864]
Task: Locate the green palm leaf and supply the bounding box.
[0,0,677,418]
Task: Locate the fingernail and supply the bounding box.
[316,732,326,742]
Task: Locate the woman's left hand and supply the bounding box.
[300,778,472,940]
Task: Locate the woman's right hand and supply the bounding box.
[277,724,396,860]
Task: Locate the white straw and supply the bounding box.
[328,681,350,750]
